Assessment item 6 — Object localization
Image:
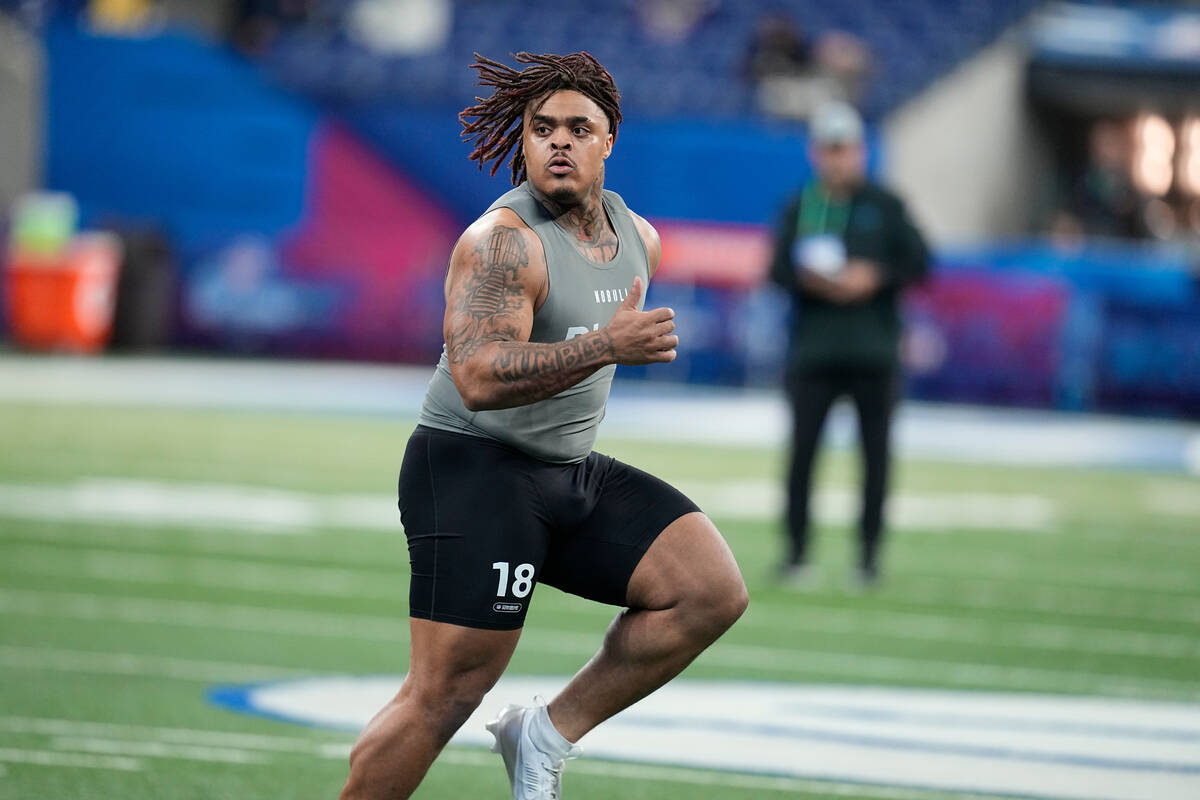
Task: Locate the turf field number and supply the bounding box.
[492,561,535,598]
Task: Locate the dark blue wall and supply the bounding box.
[44,25,318,257]
[339,104,881,225]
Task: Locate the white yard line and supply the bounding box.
[3,354,1197,472]
[2,544,398,600]
[737,603,1200,659]
[0,588,405,642]
[6,533,1198,627]
[889,581,1200,627]
[2,478,1197,597]
[683,639,1200,701]
[0,646,313,683]
[0,717,348,754]
[0,746,142,771]
[1,586,1195,665]
[0,625,1192,702]
[47,737,269,764]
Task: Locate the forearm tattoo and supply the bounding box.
[492,330,615,388]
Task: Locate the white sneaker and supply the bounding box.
[486,701,581,800]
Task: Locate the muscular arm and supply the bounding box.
[445,211,618,412]
[629,211,662,279]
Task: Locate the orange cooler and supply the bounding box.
[5,233,122,353]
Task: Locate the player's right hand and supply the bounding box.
[605,277,678,365]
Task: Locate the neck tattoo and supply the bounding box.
[532,177,619,263]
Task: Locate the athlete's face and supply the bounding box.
[813,140,866,194]
[523,90,614,206]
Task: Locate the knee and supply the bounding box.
[413,672,492,732]
[716,575,750,630]
[682,571,748,640]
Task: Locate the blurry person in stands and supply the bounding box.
[631,0,717,44]
[745,14,871,120]
[768,101,930,589]
[230,0,310,57]
[1051,120,1144,244]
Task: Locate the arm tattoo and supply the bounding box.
[491,331,616,401]
[447,221,616,409]
[446,226,527,365]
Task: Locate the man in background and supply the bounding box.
[768,101,929,587]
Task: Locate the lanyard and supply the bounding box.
[798,183,852,238]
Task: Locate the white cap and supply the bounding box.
[809,101,864,145]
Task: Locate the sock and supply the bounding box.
[528,704,574,758]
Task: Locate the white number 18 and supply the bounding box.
[492,561,535,598]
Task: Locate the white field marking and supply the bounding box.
[7,533,1198,632]
[234,676,1200,800]
[0,646,313,683]
[0,588,405,642]
[0,747,142,771]
[0,616,1191,705]
[0,717,350,754]
[0,477,1054,536]
[47,737,268,764]
[885,581,1200,627]
[1,544,398,600]
[3,585,1195,667]
[4,484,1195,597]
[511,626,1200,700]
[734,602,1200,660]
[6,537,1198,632]
[543,589,1200,661]
[895,551,1200,596]
[0,478,399,535]
[1144,481,1200,518]
[1186,434,1200,476]
[676,480,1057,532]
[432,747,1005,800]
[6,479,1194,594]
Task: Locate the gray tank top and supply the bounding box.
[417,182,650,464]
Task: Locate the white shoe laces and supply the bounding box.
[520,696,581,800]
[520,745,580,800]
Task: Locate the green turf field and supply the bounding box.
[1,399,1198,799]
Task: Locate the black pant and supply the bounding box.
[785,364,897,571]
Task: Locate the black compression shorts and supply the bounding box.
[397,425,702,630]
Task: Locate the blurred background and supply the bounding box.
[1,2,1199,799]
[1,0,1199,416]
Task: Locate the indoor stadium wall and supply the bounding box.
[0,10,41,213]
[882,32,1048,246]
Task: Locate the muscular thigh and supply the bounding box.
[398,427,552,631]
[539,455,700,606]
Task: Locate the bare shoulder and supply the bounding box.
[627,209,662,278]
[453,207,544,271]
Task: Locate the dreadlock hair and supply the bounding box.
[460,51,622,186]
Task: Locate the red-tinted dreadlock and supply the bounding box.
[460,51,622,185]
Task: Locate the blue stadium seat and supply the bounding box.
[260,0,1042,119]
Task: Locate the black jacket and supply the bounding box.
[769,182,930,370]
